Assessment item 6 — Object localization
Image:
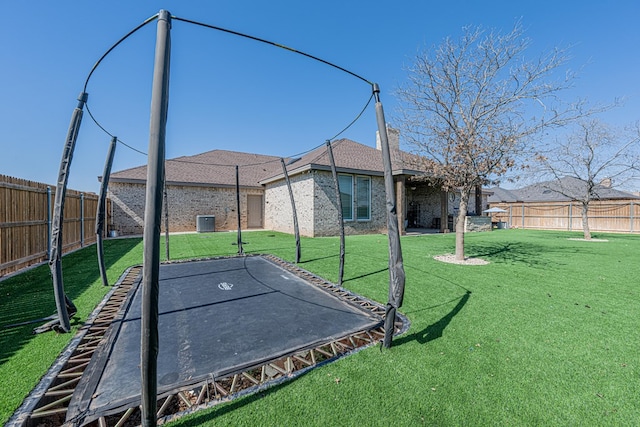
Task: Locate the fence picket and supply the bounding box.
[490,200,640,234]
[0,174,109,277]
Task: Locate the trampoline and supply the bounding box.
[19,9,407,426]
[13,254,405,426]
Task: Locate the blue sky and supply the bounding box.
[1,0,639,193]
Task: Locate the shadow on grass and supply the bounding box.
[0,238,141,366]
[343,268,388,283]
[298,253,340,264]
[468,241,563,267]
[394,291,471,346]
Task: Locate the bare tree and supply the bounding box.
[535,119,640,239]
[396,22,585,260]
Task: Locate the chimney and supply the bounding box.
[376,126,399,152]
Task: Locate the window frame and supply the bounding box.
[338,174,354,221]
[337,173,372,222]
[355,175,371,221]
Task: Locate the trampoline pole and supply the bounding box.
[163,181,170,261]
[141,10,171,427]
[49,91,88,333]
[326,140,345,286]
[281,158,301,263]
[236,165,244,255]
[96,136,117,287]
[373,83,406,348]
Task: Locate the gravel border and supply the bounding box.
[434,254,489,265]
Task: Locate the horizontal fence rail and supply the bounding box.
[489,200,640,234]
[0,174,110,277]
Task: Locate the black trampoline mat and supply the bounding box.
[67,255,382,422]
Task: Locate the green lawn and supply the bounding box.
[1,230,638,426]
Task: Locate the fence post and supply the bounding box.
[80,193,85,247]
[568,202,572,231]
[522,203,525,229]
[631,201,634,233]
[47,186,52,258]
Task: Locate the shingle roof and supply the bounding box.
[110,150,283,188]
[109,139,419,187]
[487,186,521,203]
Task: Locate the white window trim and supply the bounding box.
[338,173,372,222]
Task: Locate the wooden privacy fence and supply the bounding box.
[0,174,110,277]
[489,200,640,233]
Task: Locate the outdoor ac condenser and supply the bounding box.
[196,215,215,233]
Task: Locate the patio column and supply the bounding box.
[396,176,406,235]
[475,184,483,215]
[440,190,449,233]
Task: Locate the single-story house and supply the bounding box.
[488,176,639,204]
[486,176,640,232]
[107,129,489,237]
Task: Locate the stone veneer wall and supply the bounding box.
[464,216,491,232]
[264,170,387,237]
[109,182,263,235]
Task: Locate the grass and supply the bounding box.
[1,229,638,426]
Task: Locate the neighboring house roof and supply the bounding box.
[487,186,521,203]
[109,139,421,188]
[489,176,639,203]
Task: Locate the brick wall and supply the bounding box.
[109,182,263,235]
[265,170,387,237]
[112,171,398,237]
[406,184,442,228]
[312,170,387,237]
[264,171,315,236]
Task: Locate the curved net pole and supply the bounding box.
[281,158,301,263]
[96,136,117,287]
[141,10,171,427]
[235,165,244,255]
[326,140,345,286]
[48,92,87,333]
[373,83,406,349]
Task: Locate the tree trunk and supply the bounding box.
[581,202,592,240]
[455,191,469,261]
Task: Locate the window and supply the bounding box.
[356,176,371,220]
[338,174,371,222]
[338,175,353,220]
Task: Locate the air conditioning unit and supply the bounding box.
[196,215,215,233]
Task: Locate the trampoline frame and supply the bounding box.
[11,255,408,427]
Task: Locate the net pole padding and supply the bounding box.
[163,182,170,261]
[236,165,244,255]
[48,91,87,333]
[373,83,406,348]
[96,136,117,287]
[281,157,301,263]
[326,140,345,286]
[141,10,171,427]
